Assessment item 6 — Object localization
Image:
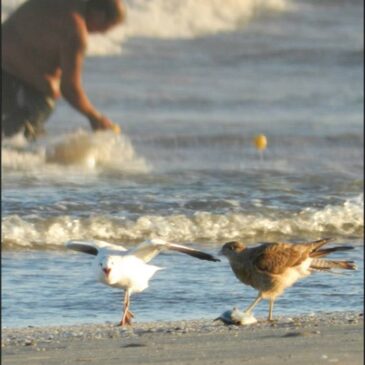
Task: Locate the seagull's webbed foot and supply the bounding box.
[125,310,134,323]
[119,310,135,327]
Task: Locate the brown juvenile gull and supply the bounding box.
[65,238,219,326]
[220,238,356,321]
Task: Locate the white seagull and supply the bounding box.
[65,238,219,326]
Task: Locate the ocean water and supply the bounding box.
[1,0,363,328]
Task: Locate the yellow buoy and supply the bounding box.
[253,134,267,151]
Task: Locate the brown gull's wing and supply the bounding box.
[250,242,313,275]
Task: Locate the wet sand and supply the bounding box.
[2,312,363,365]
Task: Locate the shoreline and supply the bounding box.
[2,311,363,365]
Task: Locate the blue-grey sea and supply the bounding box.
[2,0,363,328]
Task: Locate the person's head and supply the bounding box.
[85,0,125,33]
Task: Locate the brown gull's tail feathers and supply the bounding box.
[310,258,357,271]
[311,244,354,258]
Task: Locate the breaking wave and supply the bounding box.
[2,194,363,249]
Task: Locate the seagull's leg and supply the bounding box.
[268,299,274,322]
[119,291,133,326]
[125,292,134,324]
[243,293,262,315]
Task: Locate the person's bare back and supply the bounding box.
[3,0,86,98]
[2,0,125,139]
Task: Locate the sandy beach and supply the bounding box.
[2,311,363,365]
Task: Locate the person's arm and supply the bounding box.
[59,22,116,131]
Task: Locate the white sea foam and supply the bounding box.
[2,0,288,56]
[2,194,363,249]
[2,129,150,175]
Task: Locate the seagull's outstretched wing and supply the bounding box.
[65,240,127,256]
[132,239,220,263]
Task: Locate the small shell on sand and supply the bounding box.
[215,308,258,325]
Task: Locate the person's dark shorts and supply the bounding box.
[2,70,55,140]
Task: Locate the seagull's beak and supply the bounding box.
[102,267,111,277]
